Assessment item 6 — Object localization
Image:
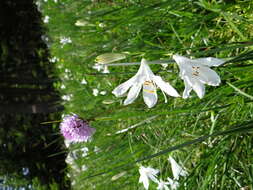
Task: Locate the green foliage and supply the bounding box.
[41,0,253,189]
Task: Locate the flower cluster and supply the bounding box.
[112,55,224,108]
[60,114,95,142]
[139,156,188,190]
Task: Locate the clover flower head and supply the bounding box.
[60,114,95,142]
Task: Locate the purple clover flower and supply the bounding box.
[60,114,95,142]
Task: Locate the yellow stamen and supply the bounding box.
[143,89,155,93]
[192,66,200,76]
[144,81,153,85]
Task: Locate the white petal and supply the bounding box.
[164,185,170,190]
[143,81,158,108]
[169,157,188,180]
[139,166,150,190]
[140,58,156,78]
[182,79,192,99]
[148,173,159,184]
[172,55,193,78]
[147,167,159,175]
[194,57,225,67]
[139,174,149,190]
[147,167,159,183]
[197,66,221,86]
[172,54,190,65]
[124,83,142,105]
[192,80,205,99]
[186,76,205,99]
[142,176,150,190]
[112,76,137,97]
[153,76,180,97]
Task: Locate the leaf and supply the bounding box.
[227,82,253,100]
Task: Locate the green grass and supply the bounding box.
[40,0,253,189]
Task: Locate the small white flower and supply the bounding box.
[112,58,180,108]
[100,91,107,95]
[65,153,75,165]
[167,177,179,190]
[62,94,72,101]
[168,156,188,180]
[64,139,71,148]
[98,23,106,28]
[92,89,99,96]
[81,147,89,157]
[60,84,66,89]
[92,64,110,73]
[173,54,224,99]
[49,56,59,63]
[43,15,50,23]
[41,35,49,42]
[157,179,170,190]
[81,78,87,84]
[92,63,104,72]
[22,168,29,176]
[139,166,159,190]
[60,37,72,45]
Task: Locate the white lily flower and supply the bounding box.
[157,179,170,190]
[139,166,159,190]
[173,54,224,99]
[112,58,180,108]
[168,156,188,180]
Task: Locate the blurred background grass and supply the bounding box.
[40,0,253,189]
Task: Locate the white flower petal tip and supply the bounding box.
[172,54,184,62]
[195,57,225,67]
[172,54,222,99]
[141,58,148,64]
[112,59,179,107]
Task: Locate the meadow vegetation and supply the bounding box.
[40,0,253,189]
